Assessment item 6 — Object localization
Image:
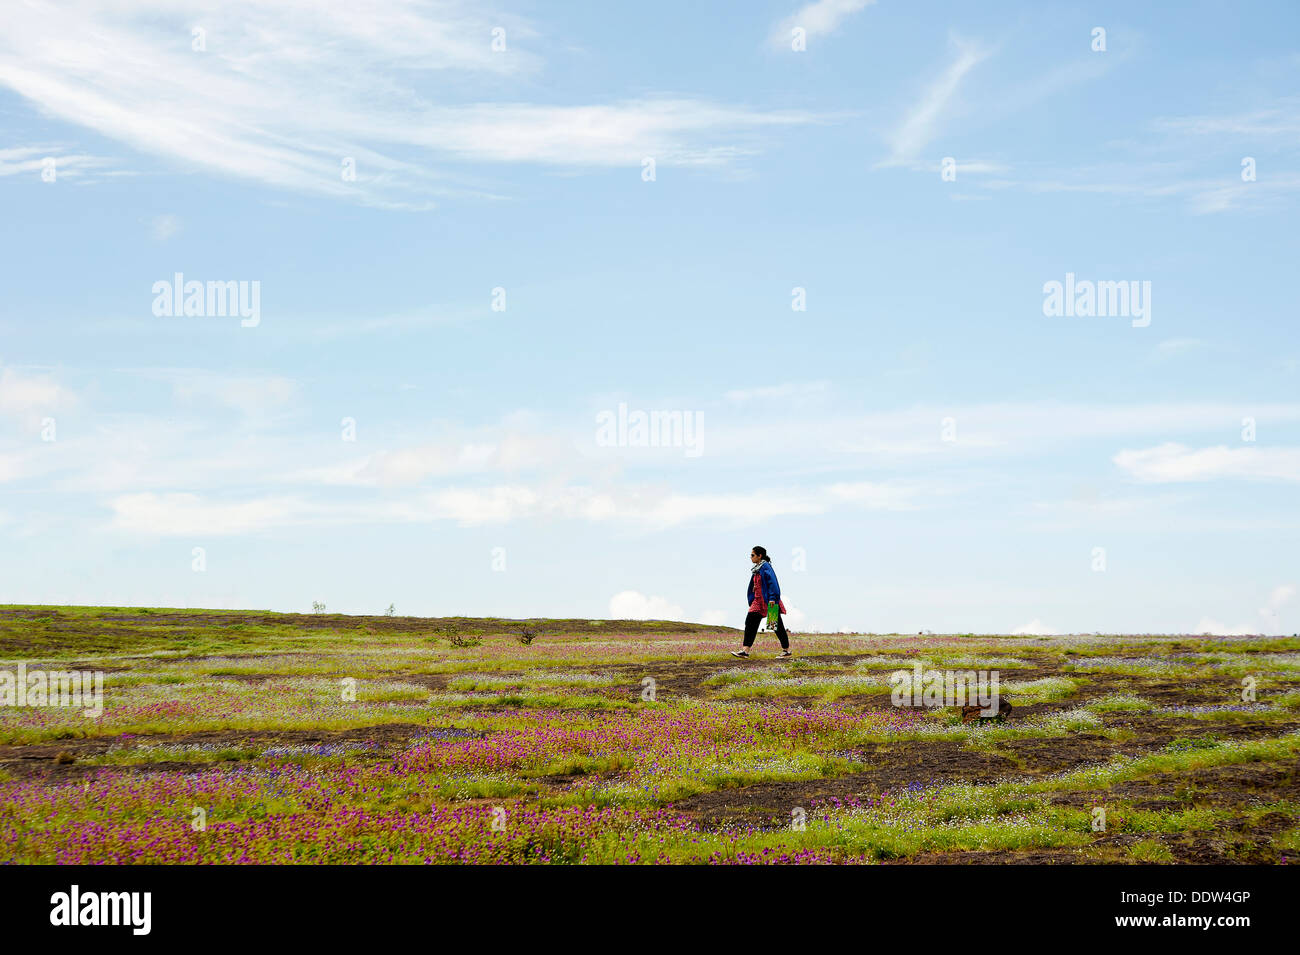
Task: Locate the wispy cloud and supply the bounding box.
[608,590,685,621]
[1154,100,1300,137]
[0,364,76,429]
[0,145,115,181]
[885,36,991,160]
[292,428,575,487]
[1194,617,1257,636]
[1196,582,1295,636]
[833,402,1300,458]
[724,380,829,403]
[10,394,1300,500]
[888,158,1008,175]
[150,214,181,240]
[166,371,299,418]
[1027,170,1300,215]
[1020,92,1300,213]
[0,1,819,206]
[876,35,1118,175]
[105,477,928,535]
[1011,618,1058,636]
[1114,443,1300,483]
[770,0,876,49]
[1266,584,1296,613]
[108,492,317,536]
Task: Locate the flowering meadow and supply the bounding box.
[2,606,1299,864]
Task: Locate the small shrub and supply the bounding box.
[517,629,537,646]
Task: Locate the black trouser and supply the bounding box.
[743,611,789,649]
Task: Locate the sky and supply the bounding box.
[0,0,1297,635]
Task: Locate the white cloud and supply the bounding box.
[73,396,1300,536]
[696,609,730,627]
[1266,585,1296,612]
[1114,443,1300,483]
[724,381,829,403]
[1194,617,1256,637]
[408,486,595,525]
[166,372,297,417]
[150,214,181,240]
[0,2,818,205]
[408,100,817,168]
[1259,584,1296,634]
[886,36,991,159]
[28,394,1300,537]
[885,157,1008,175]
[302,303,489,342]
[0,450,41,483]
[101,486,564,534]
[635,481,924,526]
[825,481,923,509]
[944,87,1300,215]
[108,492,313,536]
[302,430,573,487]
[783,606,809,632]
[1027,168,1300,216]
[1154,102,1300,138]
[821,401,1300,465]
[609,590,685,621]
[1011,619,1057,635]
[638,490,822,525]
[0,144,114,180]
[103,476,932,536]
[771,0,876,48]
[1196,585,1294,637]
[880,52,1116,179]
[0,365,76,426]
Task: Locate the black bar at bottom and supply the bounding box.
[0,864,1292,941]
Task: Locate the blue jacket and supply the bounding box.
[747,561,781,607]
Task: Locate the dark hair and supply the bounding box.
[752,545,771,562]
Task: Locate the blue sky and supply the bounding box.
[1,0,1297,634]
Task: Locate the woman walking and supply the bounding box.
[732,546,791,658]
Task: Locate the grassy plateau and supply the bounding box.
[2,605,1298,864]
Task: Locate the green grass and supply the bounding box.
[1128,839,1176,862]
[1087,693,1154,713]
[1001,676,1081,704]
[4,606,1299,864]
